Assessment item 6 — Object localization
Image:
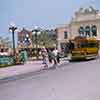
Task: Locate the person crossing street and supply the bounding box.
[41,46,48,69]
[52,48,60,68]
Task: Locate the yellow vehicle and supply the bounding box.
[68,36,99,61]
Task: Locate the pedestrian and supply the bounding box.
[69,40,74,53]
[41,47,48,69]
[56,52,60,63]
[47,49,53,63]
[52,48,59,67]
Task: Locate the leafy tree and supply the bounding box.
[38,31,57,48]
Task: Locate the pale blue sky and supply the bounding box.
[0,0,99,38]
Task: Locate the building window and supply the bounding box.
[85,26,90,37]
[79,26,84,36]
[64,31,68,39]
[91,25,97,37]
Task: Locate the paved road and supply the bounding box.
[0,59,100,100]
[0,59,68,79]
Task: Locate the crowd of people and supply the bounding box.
[41,47,61,69]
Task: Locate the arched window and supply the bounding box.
[91,25,97,37]
[64,31,68,39]
[78,26,84,36]
[85,26,90,37]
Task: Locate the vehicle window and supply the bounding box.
[87,42,98,48]
[80,42,87,48]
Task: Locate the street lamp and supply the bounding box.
[32,27,41,59]
[24,34,31,45]
[24,33,31,56]
[9,23,17,63]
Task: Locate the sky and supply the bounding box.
[0,0,99,38]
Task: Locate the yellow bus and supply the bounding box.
[68,36,99,61]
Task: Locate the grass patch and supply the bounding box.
[0,64,14,68]
[0,63,23,68]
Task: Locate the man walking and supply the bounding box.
[52,48,60,68]
[41,47,48,69]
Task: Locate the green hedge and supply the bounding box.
[0,56,14,67]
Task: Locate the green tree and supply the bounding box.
[38,31,57,48]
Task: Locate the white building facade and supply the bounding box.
[70,6,100,39]
[56,6,100,50]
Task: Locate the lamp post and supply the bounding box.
[9,23,17,63]
[32,27,41,60]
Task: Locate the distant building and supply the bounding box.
[17,28,33,50]
[56,24,70,51]
[46,29,57,44]
[0,37,12,55]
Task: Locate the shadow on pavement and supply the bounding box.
[0,60,80,84]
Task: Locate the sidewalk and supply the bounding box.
[0,58,68,80]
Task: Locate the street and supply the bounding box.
[0,59,100,100]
